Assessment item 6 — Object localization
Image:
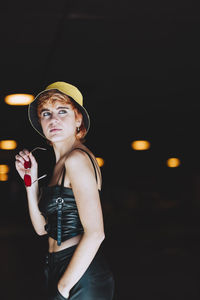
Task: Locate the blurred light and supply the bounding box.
[166,158,181,168]
[0,164,9,174]
[5,93,34,105]
[96,157,105,167]
[0,140,17,150]
[131,140,151,151]
[0,173,8,181]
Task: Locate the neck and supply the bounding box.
[52,136,82,162]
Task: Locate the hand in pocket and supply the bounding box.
[56,284,69,300]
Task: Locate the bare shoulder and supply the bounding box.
[64,146,94,170]
[65,148,88,167]
[64,146,102,190]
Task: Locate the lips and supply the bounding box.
[49,128,62,133]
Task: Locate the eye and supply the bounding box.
[41,111,51,117]
[58,109,67,114]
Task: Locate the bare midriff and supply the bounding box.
[48,234,83,253]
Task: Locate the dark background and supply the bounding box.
[1,1,200,299]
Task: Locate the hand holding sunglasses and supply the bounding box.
[24,147,47,187]
[15,147,47,187]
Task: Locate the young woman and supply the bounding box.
[15,82,115,300]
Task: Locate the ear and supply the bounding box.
[75,110,83,126]
[76,120,81,127]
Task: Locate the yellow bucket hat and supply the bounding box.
[28,81,90,138]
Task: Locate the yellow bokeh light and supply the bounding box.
[166,158,181,168]
[0,173,8,181]
[5,93,34,105]
[0,165,9,174]
[131,140,151,151]
[96,157,105,167]
[0,140,17,150]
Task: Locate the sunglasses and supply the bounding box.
[24,147,47,187]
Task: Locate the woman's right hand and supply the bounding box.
[15,149,38,183]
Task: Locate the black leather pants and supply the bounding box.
[44,244,115,300]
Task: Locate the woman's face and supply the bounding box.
[39,100,81,143]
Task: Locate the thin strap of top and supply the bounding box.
[57,167,66,197]
[58,148,98,188]
[60,167,66,187]
[74,148,98,182]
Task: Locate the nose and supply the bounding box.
[49,112,59,125]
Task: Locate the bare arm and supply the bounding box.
[26,183,47,236]
[15,150,47,236]
[58,150,105,296]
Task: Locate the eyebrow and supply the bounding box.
[40,106,69,113]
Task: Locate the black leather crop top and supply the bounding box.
[38,148,100,246]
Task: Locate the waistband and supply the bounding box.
[45,244,78,266]
[45,242,104,266]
